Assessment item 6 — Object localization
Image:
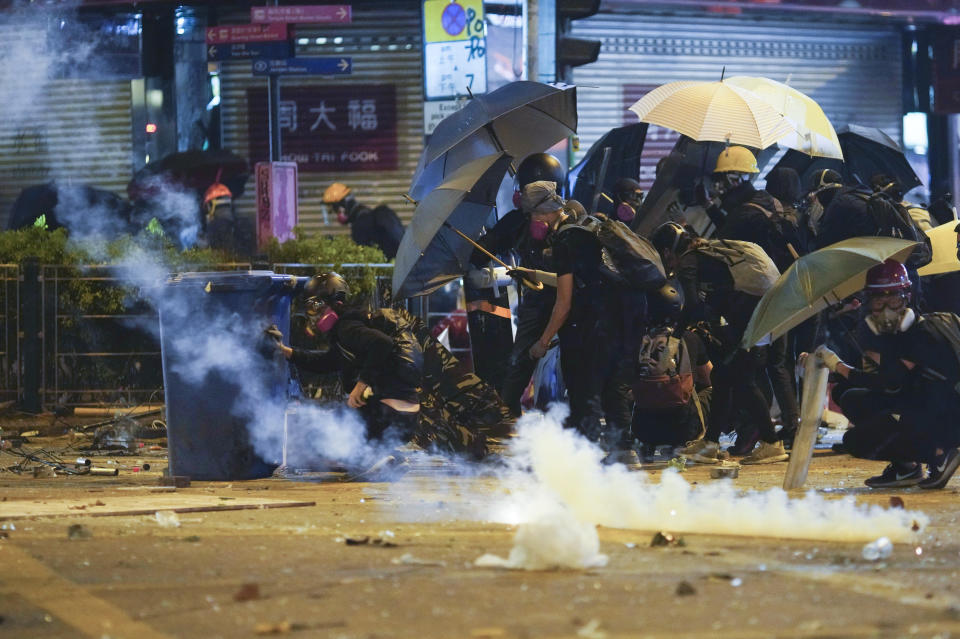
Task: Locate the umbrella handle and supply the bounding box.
[442,221,544,291]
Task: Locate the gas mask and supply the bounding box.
[864,293,915,335]
[529,219,550,241]
[616,202,636,222]
[305,297,340,334]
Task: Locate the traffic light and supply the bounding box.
[556,0,601,83]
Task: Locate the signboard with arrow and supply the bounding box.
[251,5,352,24]
[252,57,353,76]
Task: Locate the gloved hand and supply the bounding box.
[264,324,284,344]
[813,345,842,372]
[693,182,717,209]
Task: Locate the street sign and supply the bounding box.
[206,23,288,45]
[250,5,352,24]
[252,57,353,76]
[207,41,293,62]
[422,0,486,99]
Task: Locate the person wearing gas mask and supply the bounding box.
[271,273,500,458]
[808,260,960,489]
[525,181,633,451]
[323,183,404,259]
[612,177,644,225]
[467,153,572,415]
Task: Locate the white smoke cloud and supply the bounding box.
[466,406,927,571]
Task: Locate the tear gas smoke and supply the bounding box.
[471,406,927,570]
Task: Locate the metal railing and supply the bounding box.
[0,264,18,402]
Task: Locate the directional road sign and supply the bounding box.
[251,5,352,24]
[207,41,293,62]
[252,57,353,76]
[206,23,288,45]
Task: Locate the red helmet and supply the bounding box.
[864,259,911,295]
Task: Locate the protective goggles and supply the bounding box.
[867,291,908,313]
[304,297,325,316]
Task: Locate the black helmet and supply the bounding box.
[650,221,689,254]
[614,177,643,202]
[648,282,684,323]
[810,168,843,192]
[303,272,350,308]
[516,153,565,191]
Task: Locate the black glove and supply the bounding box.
[260,324,285,359]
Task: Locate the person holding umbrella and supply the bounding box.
[807,259,960,489]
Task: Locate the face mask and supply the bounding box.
[314,307,340,333]
[529,219,550,241]
[336,210,350,225]
[616,202,636,222]
[866,307,915,335]
[513,190,522,208]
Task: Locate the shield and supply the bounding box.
[568,123,648,213]
[770,124,921,192]
[394,152,514,299]
[628,80,795,149]
[128,149,250,201]
[918,221,960,277]
[409,81,577,200]
[741,237,918,349]
[723,76,842,160]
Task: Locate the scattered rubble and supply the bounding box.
[650,532,686,547]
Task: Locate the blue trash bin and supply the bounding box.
[159,271,301,480]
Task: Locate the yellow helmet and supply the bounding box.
[323,182,351,204]
[714,146,759,174]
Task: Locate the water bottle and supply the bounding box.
[862,537,893,561]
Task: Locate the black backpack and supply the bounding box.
[852,190,932,269]
[558,215,667,290]
[918,312,960,392]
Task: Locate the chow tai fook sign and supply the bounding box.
[248,85,397,172]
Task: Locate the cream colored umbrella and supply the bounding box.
[628,80,795,149]
[918,221,960,277]
[724,76,843,159]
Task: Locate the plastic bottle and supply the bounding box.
[862,536,893,561]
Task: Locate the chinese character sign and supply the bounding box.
[248,85,398,172]
[422,0,486,99]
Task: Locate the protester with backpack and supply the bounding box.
[631,282,713,459]
[650,222,788,465]
[806,259,960,489]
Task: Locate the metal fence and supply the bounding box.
[1,262,480,412]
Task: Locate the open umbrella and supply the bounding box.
[128,149,250,201]
[628,80,795,149]
[918,221,960,277]
[723,76,842,159]
[568,122,648,213]
[769,124,921,192]
[741,237,918,349]
[394,152,514,298]
[409,81,577,201]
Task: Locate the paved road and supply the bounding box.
[3,442,960,638]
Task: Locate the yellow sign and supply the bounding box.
[423,0,484,44]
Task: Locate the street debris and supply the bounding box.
[67,524,92,540]
[710,463,740,479]
[154,511,181,528]
[650,531,686,547]
[666,457,687,472]
[862,537,894,561]
[344,535,397,547]
[675,581,696,596]
[234,583,261,602]
[391,553,446,567]
[576,618,607,639]
[254,620,293,635]
[889,496,905,509]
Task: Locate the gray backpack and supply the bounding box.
[690,238,780,297]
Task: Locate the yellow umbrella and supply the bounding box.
[628,80,795,149]
[918,221,960,277]
[724,76,843,160]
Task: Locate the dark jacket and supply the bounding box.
[713,182,795,272]
[815,185,874,249]
[470,208,556,306]
[347,201,404,259]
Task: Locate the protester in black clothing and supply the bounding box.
[524,181,632,447]
[613,177,644,224]
[810,259,960,489]
[650,222,788,465]
[467,153,568,416]
[324,183,404,259]
[631,281,712,458]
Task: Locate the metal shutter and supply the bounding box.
[571,12,904,188]
[0,22,133,228]
[218,1,423,236]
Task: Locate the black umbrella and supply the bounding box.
[770,124,921,193]
[6,182,133,235]
[394,152,514,298]
[128,149,250,201]
[569,123,648,213]
[409,81,577,201]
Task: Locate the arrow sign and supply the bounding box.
[208,41,293,61]
[252,57,353,76]
[250,5,352,24]
[206,23,288,44]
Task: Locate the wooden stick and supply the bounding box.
[442,222,544,291]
